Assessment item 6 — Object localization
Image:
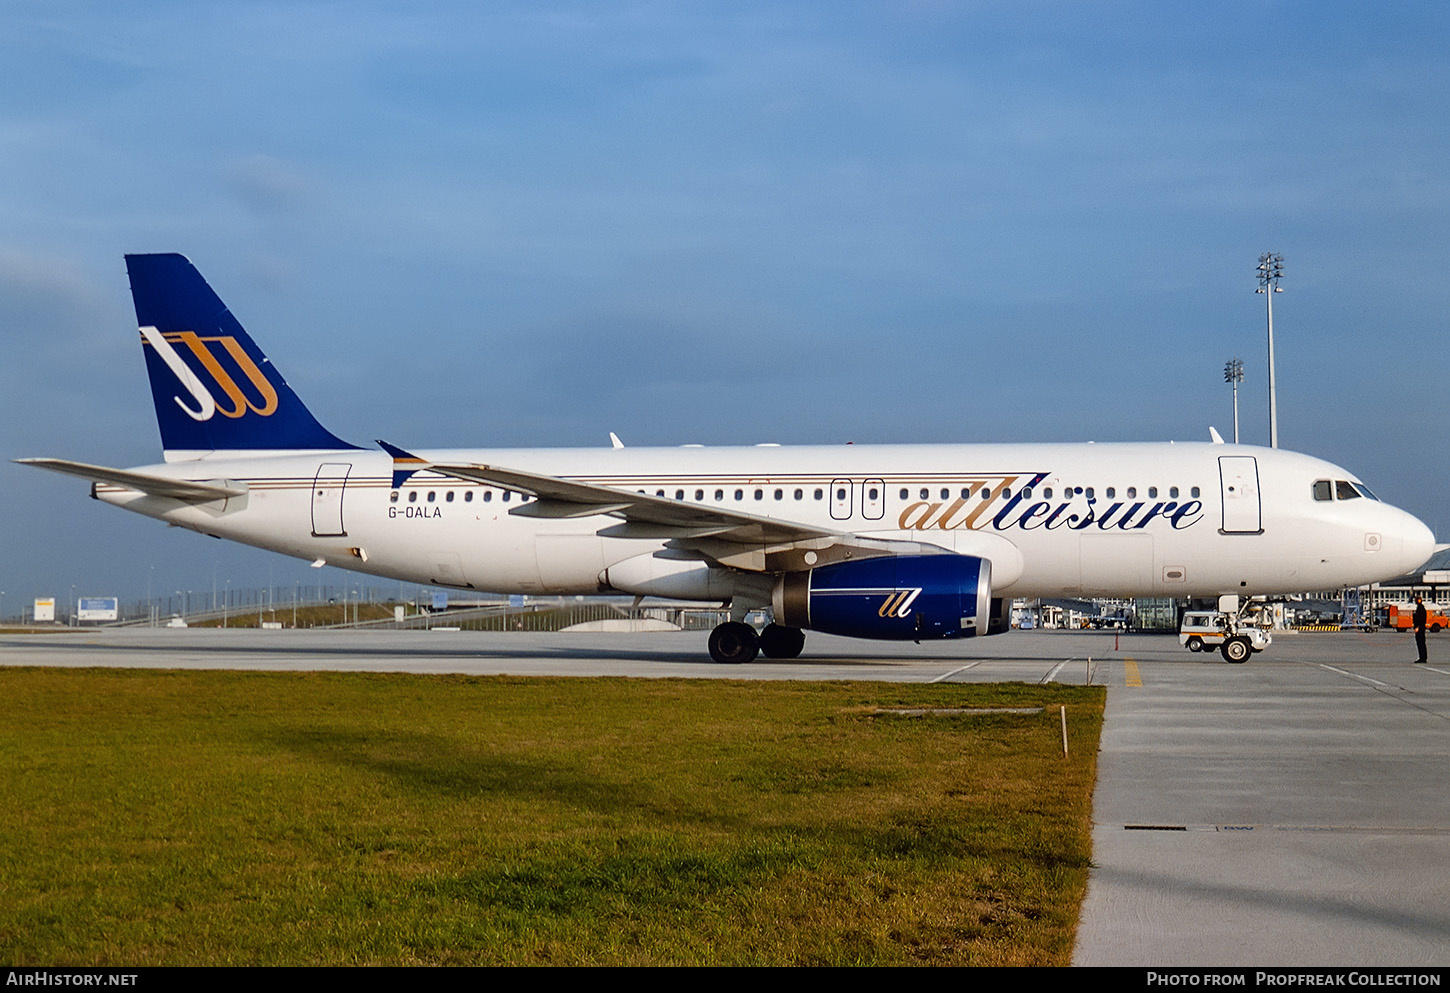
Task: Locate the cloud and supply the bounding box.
[224,154,315,215]
[0,247,112,348]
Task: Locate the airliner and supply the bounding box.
[17,254,1437,663]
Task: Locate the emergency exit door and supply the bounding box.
[1218,456,1262,534]
[311,463,352,537]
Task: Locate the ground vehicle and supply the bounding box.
[1385,603,1449,633]
[1179,610,1273,663]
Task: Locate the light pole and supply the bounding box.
[1224,358,1244,444]
[1255,252,1284,448]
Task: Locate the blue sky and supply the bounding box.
[3,1,1447,613]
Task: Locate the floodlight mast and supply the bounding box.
[1224,357,1244,444]
[1255,252,1284,448]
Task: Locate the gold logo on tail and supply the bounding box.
[141,326,279,421]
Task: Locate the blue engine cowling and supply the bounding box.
[770,554,1001,640]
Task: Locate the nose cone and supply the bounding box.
[1388,508,1437,578]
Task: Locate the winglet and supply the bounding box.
[377,439,428,489]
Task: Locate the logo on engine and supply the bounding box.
[140,326,279,422]
[878,588,922,618]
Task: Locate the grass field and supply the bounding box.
[0,668,1103,966]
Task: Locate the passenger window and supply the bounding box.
[675,490,685,500]
[794,488,803,500]
[1169,487,1179,498]
[1148,487,1158,498]
[754,489,763,501]
[483,490,492,502]
[390,491,399,503]
[1043,488,1053,499]
[1086,487,1095,499]
[941,488,950,499]
[735,489,744,500]
[920,488,929,500]
[502,491,511,502]
[446,491,454,502]
[774,488,783,500]
[1191,486,1200,498]
[814,488,824,500]
[1336,480,1361,500]
[901,488,910,500]
[695,489,704,501]
[408,491,417,503]
[715,489,724,501]
[427,491,436,503]
[1106,487,1115,499]
[1127,487,1136,498]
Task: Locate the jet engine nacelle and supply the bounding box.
[771,553,1004,640]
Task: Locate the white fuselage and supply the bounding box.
[93,441,1435,604]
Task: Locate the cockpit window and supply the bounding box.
[1335,480,1361,501]
[1313,480,1333,501]
[1354,482,1379,501]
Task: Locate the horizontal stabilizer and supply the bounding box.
[15,458,247,502]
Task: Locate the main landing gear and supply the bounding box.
[707,622,806,664]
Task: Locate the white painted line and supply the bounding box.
[930,662,981,683]
[1043,660,1067,683]
[1318,664,1390,688]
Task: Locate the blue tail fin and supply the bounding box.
[126,254,358,456]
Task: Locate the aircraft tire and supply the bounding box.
[759,624,806,659]
[709,622,760,664]
[1221,636,1251,664]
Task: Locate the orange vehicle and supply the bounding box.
[1386,603,1449,633]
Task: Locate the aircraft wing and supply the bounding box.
[382,442,949,573]
[426,460,840,544]
[15,458,248,502]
